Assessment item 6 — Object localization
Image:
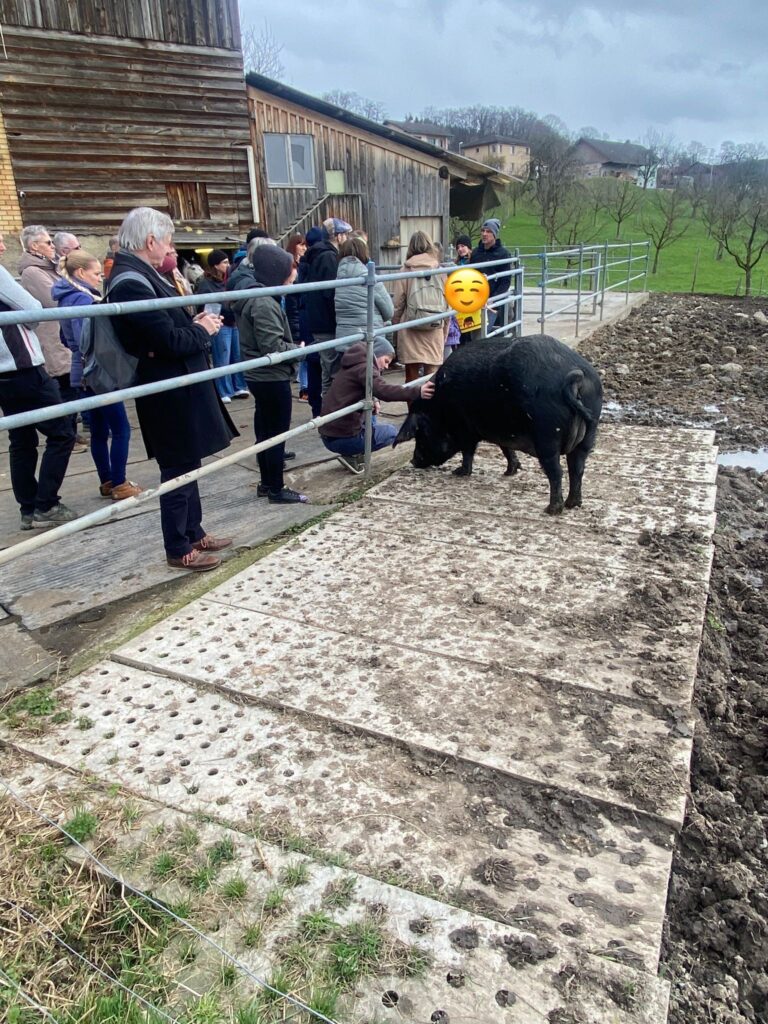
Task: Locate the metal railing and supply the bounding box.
[515,240,650,335]
[0,254,523,566]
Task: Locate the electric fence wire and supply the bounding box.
[0,964,61,1022]
[2,899,182,1023]
[1,779,339,1024]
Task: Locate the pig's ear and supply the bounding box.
[393,411,420,446]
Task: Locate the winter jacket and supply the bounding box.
[334,256,394,341]
[470,238,512,299]
[320,342,418,439]
[194,274,236,326]
[51,278,99,387]
[301,239,338,335]
[17,251,71,378]
[391,252,448,366]
[108,251,237,467]
[231,274,297,383]
[0,265,44,373]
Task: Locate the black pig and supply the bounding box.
[393,335,602,514]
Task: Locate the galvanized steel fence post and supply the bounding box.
[599,239,609,321]
[643,242,650,292]
[513,253,524,338]
[363,259,376,477]
[575,242,584,337]
[625,240,633,304]
[539,251,548,333]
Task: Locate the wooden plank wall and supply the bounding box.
[248,90,450,259]
[0,26,253,235]
[0,0,241,48]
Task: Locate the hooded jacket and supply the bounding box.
[334,256,394,340]
[231,265,297,383]
[301,239,338,335]
[17,251,71,378]
[0,265,44,373]
[51,277,98,387]
[320,342,417,439]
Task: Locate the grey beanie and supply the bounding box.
[373,337,395,359]
[249,244,294,288]
[482,218,501,238]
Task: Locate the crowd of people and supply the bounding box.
[0,209,511,570]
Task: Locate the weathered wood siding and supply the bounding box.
[0,0,240,48]
[248,88,450,260]
[0,24,252,236]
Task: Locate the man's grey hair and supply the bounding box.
[20,225,49,251]
[118,207,175,252]
[246,235,276,261]
[53,231,78,252]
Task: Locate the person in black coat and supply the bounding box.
[108,207,238,572]
[303,217,351,395]
[470,218,512,333]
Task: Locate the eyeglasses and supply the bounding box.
[41,239,55,246]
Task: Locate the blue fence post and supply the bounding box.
[363,260,376,476]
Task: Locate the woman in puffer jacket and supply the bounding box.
[332,237,393,387]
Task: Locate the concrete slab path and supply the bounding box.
[3,421,716,1022]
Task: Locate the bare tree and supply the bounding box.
[636,128,678,189]
[641,188,691,273]
[703,171,768,295]
[241,19,285,78]
[322,90,386,122]
[530,136,580,244]
[596,178,643,238]
[552,183,604,248]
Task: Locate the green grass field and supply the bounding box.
[495,195,767,298]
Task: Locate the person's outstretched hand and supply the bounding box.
[420,380,436,400]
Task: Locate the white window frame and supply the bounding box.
[264,132,316,188]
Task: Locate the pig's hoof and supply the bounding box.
[564,495,582,509]
[453,466,471,477]
[545,502,564,515]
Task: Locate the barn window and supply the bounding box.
[165,182,210,221]
[264,133,316,187]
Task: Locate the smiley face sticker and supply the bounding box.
[444,268,490,314]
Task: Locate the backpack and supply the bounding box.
[405,271,448,330]
[79,271,151,394]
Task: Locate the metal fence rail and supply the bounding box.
[0,254,523,565]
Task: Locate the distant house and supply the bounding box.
[460,137,531,179]
[573,138,659,186]
[571,138,653,185]
[383,120,453,151]
[245,74,515,264]
[0,0,253,264]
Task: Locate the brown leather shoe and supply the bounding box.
[192,534,233,552]
[167,549,221,572]
[111,481,143,501]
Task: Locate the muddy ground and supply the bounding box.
[580,294,768,1024]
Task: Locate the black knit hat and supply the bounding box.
[249,244,294,288]
[207,249,229,269]
[455,234,472,249]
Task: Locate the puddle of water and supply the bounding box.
[718,448,768,471]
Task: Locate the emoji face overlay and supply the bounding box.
[445,268,490,314]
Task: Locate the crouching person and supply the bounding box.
[319,337,434,471]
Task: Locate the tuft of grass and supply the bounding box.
[220,962,237,988]
[62,808,98,844]
[174,825,200,853]
[0,686,59,730]
[76,715,94,730]
[150,852,177,881]
[183,991,224,1023]
[121,801,141,829]
[242,923,262,949]
[298,911,337,942]
[326,918,384,986]
[187,864,215,894]
[279,861,310,888]
[221,875,248,902]
[307,986,342,1020]
[208,836,235,869]
[258,968,291,1006]
[178,937,198,965]
[262,886,286,915]
[322,875,356,910]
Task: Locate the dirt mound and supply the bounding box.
[582,296,768,1024]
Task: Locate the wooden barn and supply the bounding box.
[245,73,513,264]
[0,0,254,263]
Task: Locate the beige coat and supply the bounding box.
[17,252,71,378]
[392,252,448,366]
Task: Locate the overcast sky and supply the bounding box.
[240,0,768,154]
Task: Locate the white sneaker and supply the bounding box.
[221,396,232,404]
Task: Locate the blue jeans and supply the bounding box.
[322,421,397,456]
[212,325,245,398]
[89,396,131,487]
[297,358,308,390]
